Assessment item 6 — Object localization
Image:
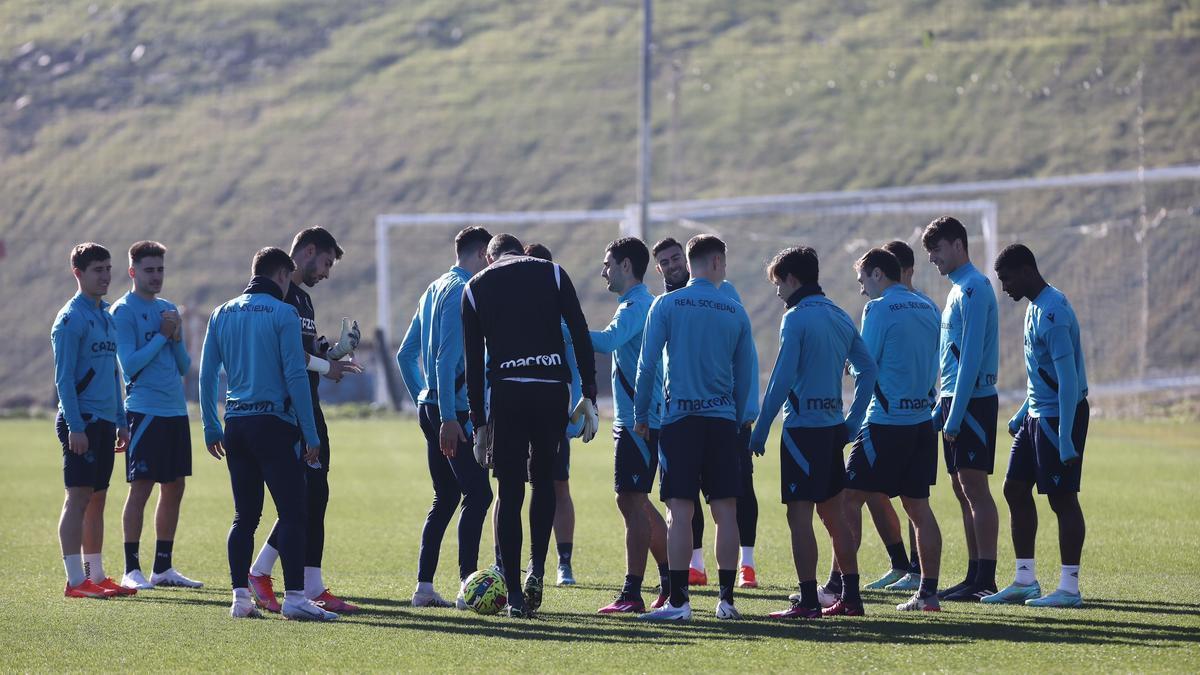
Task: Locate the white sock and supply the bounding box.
[303,566,324,599]
[690,548,705,570]
[740,546,755,568]
[1059,565,1080,594]
[250,544,279,577]
[83,553,105,582]
[284,590,307,606]
[233,587,251,602]
[64,554,86,587]
[1015,558,1036,585]
[416,581,435,595]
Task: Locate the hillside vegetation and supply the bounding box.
[1,1,1198,405]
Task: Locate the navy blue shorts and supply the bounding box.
[846,421,938,499]
[125,412,192,483]
[614,426,659,494]
[57,412,116,491]
[554,436,571,482]
[737,424,754,476]
[658,416,741,502]
[780,424,848,503]
[939,395,998,474]
[1007,400,1089,495]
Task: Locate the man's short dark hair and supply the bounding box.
[855,248,902,282]
[455,226,493,257]
[685,234,726,262]
[524,243,553,261]
[129,240,166,264]
[252,247,296,278]
[767,246,819,285]
[290,226,343,260]
[651,237,683,258]
[921,216,968,252]
[882,240,915,269]
[487,233,524,259]
[994,243,1039,272]
[71,243,110,271]
[606,237,650,281]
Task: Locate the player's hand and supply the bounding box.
[472,424,493,469]
[570,398,599,443]
[207,440,225,459]
[323,358,365,382]
[327,319,361,360]
[68,431,89,455]
[1008,416,1022,438]
[942,432,957,444]
[1059,438,1080,466]
[159,310,180,338]
[115,425,130,453]
[930,407,943,432]
[440,420,466,458]
[304,444,320,465]
[633,422,649,440]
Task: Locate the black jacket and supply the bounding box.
[462,253,596,423]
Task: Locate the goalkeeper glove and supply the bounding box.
[570,398,599,443]
[327,318,361,360]
[472,423,494,469]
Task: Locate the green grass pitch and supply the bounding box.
[3,417,1198,672]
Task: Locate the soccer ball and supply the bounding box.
[461,568,508,615]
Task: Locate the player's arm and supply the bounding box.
[461,282,487,425]
[633,298,667,431]
[1008,398,1029,436]
[844,331,878,437]
[944,284,988,436]
[396,304,425,408]
[51,316,87,434]
[855,303,886,373]
[731,313,756,429]
[113,358,128,450]
[198,311,225,454]
[1048,327,1081,463]
[168,307,191,376]
[589,301,640,354]
[113,304,167,380]
[557,266,597,401]
[748,314,802,453]
[277,308,320,452]
[434,288,468,422]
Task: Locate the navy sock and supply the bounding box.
[494,545,504,572]
[975,559,997,587]
[908,528,921,572]
[153,540,174,574]
[919,576,939,597]
[962,559,979,586]
[840,573,861,603]
[718,569,736,603]
[886,541,909,570]
[825,566,843,592]
[799,580,819,609]
[668,569,689,607]
[657,562,670,595]
[557,542,573,566]
[124,542,140,574]
[622,574,643,597]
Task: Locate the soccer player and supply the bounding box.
[855,239,940,592]
[111,241,202,590]
[590,237,672,614]
[52,243,132,599]
[841,248,943,612]
[462,234,598,617]
[397,226,495,608]
[984,244,1089,608]
[635,234,756,622]
[748,246,876,618]
[922,216,1001,602]
[650,237,761,589]
[523,243,588,587]
[248,227,363,614]
[200,246,336,621]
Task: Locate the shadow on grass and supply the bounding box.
[332,601,1200,647]
[1082,598,1200,618]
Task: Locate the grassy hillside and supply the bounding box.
[1,1,1198,406]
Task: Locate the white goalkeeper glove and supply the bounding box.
[472,423,494,469]
[327,318,361,360]
[570,398,599,443]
